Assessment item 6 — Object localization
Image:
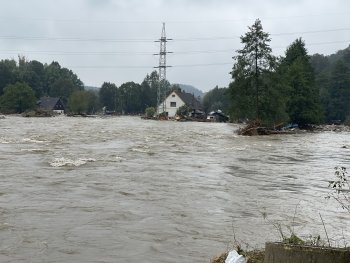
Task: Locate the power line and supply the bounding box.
[1,38,348,57]
[0,27,349,43]
[0,12,348,24]
[0,49,156,56]
[271,28,350,36]
[69,62,232,69]
[0,35,155,43]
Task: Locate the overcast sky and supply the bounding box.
[0,0,349,91]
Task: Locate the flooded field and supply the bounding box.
[0,116,349,262]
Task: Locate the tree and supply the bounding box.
[327,60,350,122]
[17,58,45,98]
[281,38,322,126]
[99,82,118,112]
[49,78,76,104]
[44,61,84,102]
[85,90,100,114]
[202,86,230,114]
[141,71,159,109]
[0,59,18,96]
[229,19,283,125]
[118,82,142,114]
[0,82,36,113]
[68,90,100,115]
[68,90,88,114]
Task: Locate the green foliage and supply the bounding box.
[85,90,100,114]
[118,82,143,114]
[44,62,84,103]
[49,78,76,104]
[17,57,45,98]
[0,59,18,96]
[68,90,100,114]
[230,19,286,126]
[68,90,88,114]
[145,107,156,117]
[141,71,158,108]
[311,46,350,124]
[202,86,230,114]
[284,234,305,245]
[0,82,36,113]
[176,104,190,117]
[0,58,84,110]
[98,71,160,115]
[326,60,350,122]
[99,71,161,115]
[281,38,322,126]
[99,82,118,112]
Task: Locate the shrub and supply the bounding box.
[145,107,155,118]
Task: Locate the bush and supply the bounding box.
[145,107,155,118]
[176,105,190,117]
[0,82,36,113]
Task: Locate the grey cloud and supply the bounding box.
[0,0,349,90]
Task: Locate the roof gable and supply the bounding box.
[173,90,202,110]
[39,97,62,110]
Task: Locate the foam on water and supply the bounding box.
[22,138,46,144]
[0,137,11,144]
[131,145,151,153]
[49,157,96,167]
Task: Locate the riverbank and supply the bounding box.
[212,243,350,263]
[237,123,350,136]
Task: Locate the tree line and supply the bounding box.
[222,19,350,126]
[0,56,170,115]
[0,57,85,114]
[0,20,349,123]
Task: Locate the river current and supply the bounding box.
[0,116,349,262]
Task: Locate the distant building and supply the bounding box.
[38,97,65,114]
[207,110,229,122]
[158,89,203,118]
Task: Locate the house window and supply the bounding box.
[172,94,175,97]
[170,102,176,107]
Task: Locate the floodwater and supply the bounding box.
[0,116,349,263]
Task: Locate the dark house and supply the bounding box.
[38,97,65,114]
[175,90,203,112]
[207,110,229,122]
[175,90,205,118]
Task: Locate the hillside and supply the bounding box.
[176,84,204,98]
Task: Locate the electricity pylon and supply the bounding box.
[154,22,172,116]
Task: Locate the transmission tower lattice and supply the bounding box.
[154,22,172,115]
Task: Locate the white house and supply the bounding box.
[158,89,202,118]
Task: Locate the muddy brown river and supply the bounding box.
[0,116,349,262]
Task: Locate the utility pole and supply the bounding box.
[154,22,172,116]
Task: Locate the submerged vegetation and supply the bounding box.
[213,166,350,262]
